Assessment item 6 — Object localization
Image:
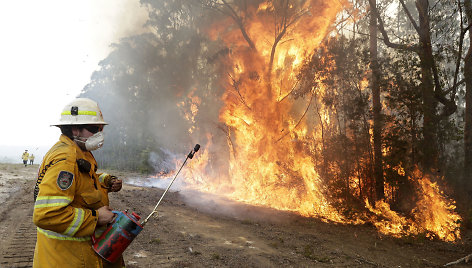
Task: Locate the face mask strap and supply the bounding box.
[73,136,87,151]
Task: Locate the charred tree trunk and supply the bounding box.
[416,0,439,171]
[369,0,384,201]
[464,0,472,192]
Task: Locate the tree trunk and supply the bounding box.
[464,0,472,192]
[370,0,441,171]
[416,0,439,171]
[370,0,384,200]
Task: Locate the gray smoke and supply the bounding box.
[127,176,298,225]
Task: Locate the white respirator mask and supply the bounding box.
[74,131,104,151]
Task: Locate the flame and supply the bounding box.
[365,169,461,242]
[164,0,462,242]
[413,171,461,241]
[169,0,347,222]
[177,87,201,133]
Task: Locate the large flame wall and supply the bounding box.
[172,0,461,241]
[210,0,345,220]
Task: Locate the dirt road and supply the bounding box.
[1,163,471,267]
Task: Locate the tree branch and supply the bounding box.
[444,79,465,96]
[269,1,309,81]
[278,79,299,103]
[452,1,466,98]
[228,72,252,110]
[444,252,472,266]
[275,91,314,143]
[399,0,420,33]
[221,0,256,50]
[216,123,237,157]
[368,0,418,52]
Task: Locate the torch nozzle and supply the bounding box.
[188,144,200,159]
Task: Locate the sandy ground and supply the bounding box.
[1,162,472,268]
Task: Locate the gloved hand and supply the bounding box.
[109,176,122,192]
[97,206,115,226]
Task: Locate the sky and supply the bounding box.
[0,1,149,160]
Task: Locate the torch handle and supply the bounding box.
[142,156,189,226]
[142,144,200,226]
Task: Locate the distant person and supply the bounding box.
[29,154,35,165]
[32,98,124,268]
[21,150,29,167]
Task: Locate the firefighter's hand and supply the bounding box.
[97,206,115,226]
[110,176,122,192]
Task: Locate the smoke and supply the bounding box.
[148,149,177,174]
[180,190,299,224]
[127,176,298,225]
[127,176,185,190]
[80,0,232,173]
[85,0,149,61]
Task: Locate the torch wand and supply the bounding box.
[141,144,200,226]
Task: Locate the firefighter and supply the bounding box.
[22,150,29,166]
[29,154,35,165]
[33,98,124,268]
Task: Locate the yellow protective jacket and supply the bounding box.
[22,152,29,161]
[33,135,123,268]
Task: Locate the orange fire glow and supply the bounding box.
[168,0,461,242]
[177,87,201,134]
[366,169,460,242]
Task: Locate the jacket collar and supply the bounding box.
[59,135,94,160]
[60,134,97,171]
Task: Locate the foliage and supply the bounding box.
[82,0,217,171]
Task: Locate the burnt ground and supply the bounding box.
[1,163,472,268]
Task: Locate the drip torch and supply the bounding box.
[92,144,201,263]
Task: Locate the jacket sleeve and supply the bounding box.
[33,156,98,237]
[96,172,111,206]
[97,172,114,193]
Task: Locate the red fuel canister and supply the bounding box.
[92,144,200,262]
[92,210,143,263]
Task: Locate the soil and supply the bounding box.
[1,162,472,268]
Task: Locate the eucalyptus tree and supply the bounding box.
[369,0,466,173]
[369,0,384,200]
[81,0,209,171]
